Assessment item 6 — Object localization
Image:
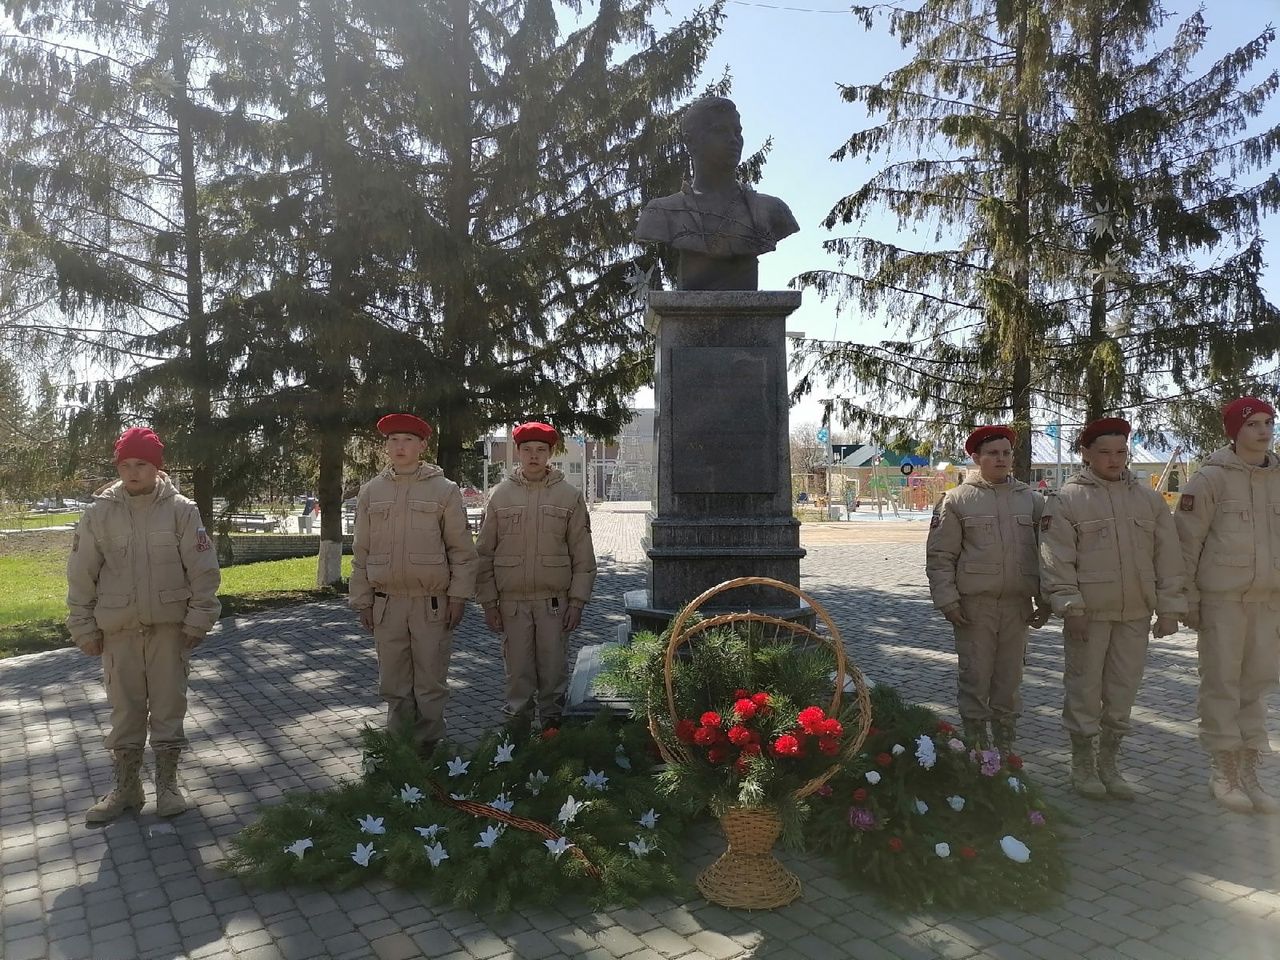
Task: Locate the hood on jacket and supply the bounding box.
[963,474,1031,494]
[508,466,565,487]
[95,471,180,503]
[379,462,444,482]
[1065,466,1137,488]
[1203,445,1280,472]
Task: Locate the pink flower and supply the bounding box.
[1028,810,1046,826]
[848,807,878,831]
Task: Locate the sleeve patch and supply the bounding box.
[196,527,212,552]
[1040,515,1052,531]
[1179,494,1195,513]
[930,514,941,529]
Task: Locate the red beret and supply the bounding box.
[376,413,432,439]
[1222,396,1276,439]
[1078,417,1131,449]
[114,427,164,468]
[964,425,1015,456]
[513,422,559,447]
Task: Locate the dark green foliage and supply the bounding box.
[226,718,687,911]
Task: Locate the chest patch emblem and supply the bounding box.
[1179,494,1195,513]
[196,527,212,552]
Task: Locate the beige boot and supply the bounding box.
[1097,733,1135,801]
[1238,749,1280,814]
[1069,734,1108,799]
[1209,750,1254,814]
[153,746,189,817]
[85,748,145,824]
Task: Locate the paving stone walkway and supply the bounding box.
[2,502,1278,960]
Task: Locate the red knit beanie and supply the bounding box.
[114,427,164,468]
[1222,397,1276,439]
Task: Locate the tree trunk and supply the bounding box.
[1010,0,1034,483]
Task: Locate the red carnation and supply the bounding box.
[733,698,759,721]
[727,725,753,746]
[734,688,750,699]
[772,734,802,757]
[700,711,723,728]
[887,837,904,853]
[675,719,698,743]
[693,726,721,746]
[817,736,841,756]
[852,787,868,802]
[819,718,843,737]
[540,727,559,740]
[751,692,770,708]
[875,752,893,767]
[1006,753,1024,771]
[707,747,729,765]
[740,742,762,757]
[797,706,827,733]
[937,721,956,735]
[960,846,977,860]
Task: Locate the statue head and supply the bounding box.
[680,96,743,175]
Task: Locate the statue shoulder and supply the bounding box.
[635,192,691,243]
[744,188,800,238]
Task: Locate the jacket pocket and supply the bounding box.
[538,505,571,555]
[1077,518,1114,552]
[963,516,996,548]
[408,500,442,538]
[494,556,522,567]
[539,555,570,567]
[961,561,1001,575]
[158,587,192,604]
[1077,570,1114,583]
[148,531,181,565]
[1219,499,1250,529]
[98,593,132,608]
[367,501,394,537]
[1015,514,1036,543]
[409,553,445,565]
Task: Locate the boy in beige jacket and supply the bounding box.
[67,428,221,823]
[1039,418,1185,801]
[476,422,596,732]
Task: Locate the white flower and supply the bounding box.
[865,771,882,785]
[526,769,550,796]
[913,798,929,815]
[1008,776,1025,793]
[423,841,448,867]
[361,754,379,775]
[582,769,610,792]
[544,836,574,860]
[1000,835,1032,863]
[350,842,375,867]
[283,838,313,859]
[414,824,445,840]
[947,737,966,752]
[557,795,586,825]
[915,734,937,770]
[615,746,632,771]
[446,757,471,778]
[493,741,516,766]
[637,808,660,830]
[475,824,505,849]
[449,792,472,801]
[891,743,906,756]
[627,836,658,857]
[935,842,951,858]
[356,815,386,835]
[399,784,424,806]
[947,795,965,812]
[489,793,515,814]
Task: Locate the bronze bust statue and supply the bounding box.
[635,97,799,291]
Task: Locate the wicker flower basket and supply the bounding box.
[653,576,872,910]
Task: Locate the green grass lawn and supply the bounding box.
[0,553,353,659]
[0,511,81,530]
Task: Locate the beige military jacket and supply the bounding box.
[926,476,1044,610]
[349,462,478,610]
[66,474,221,646]
[1040,467,1186,621]
[474,467,597,607]
[1175,446,1280,608]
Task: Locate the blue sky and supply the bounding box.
[634,0,1280,431]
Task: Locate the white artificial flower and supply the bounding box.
[637,809,660,830]
[526,769,550,796]
[627,836,657,857]
[1008,776,1025,793]
[544,836,574,860]
[865,771,882,785]
[557,795,586,825]
[475,824,505,849]
[913,798,929,815]
[947,795,965,812]
[283,838,313,859]
[615,745,632,771]
[449,792,472,801]
[414,824,445,840]
[493,741,516,766]
[915,734,937,770]
[1000,835,1031,863]
[399,784,424,805]
[489,793,515,814]
[935,842,951,858]
[582,769,610,792]
[947,737,966,752]
[350,842,375,867]
[361,754,379,775]
[356,815,385,835]
[891,743,906,756]
[446,757,471,778]
[423,841,448,867]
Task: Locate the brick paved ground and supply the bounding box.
[2,502,1278,960]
